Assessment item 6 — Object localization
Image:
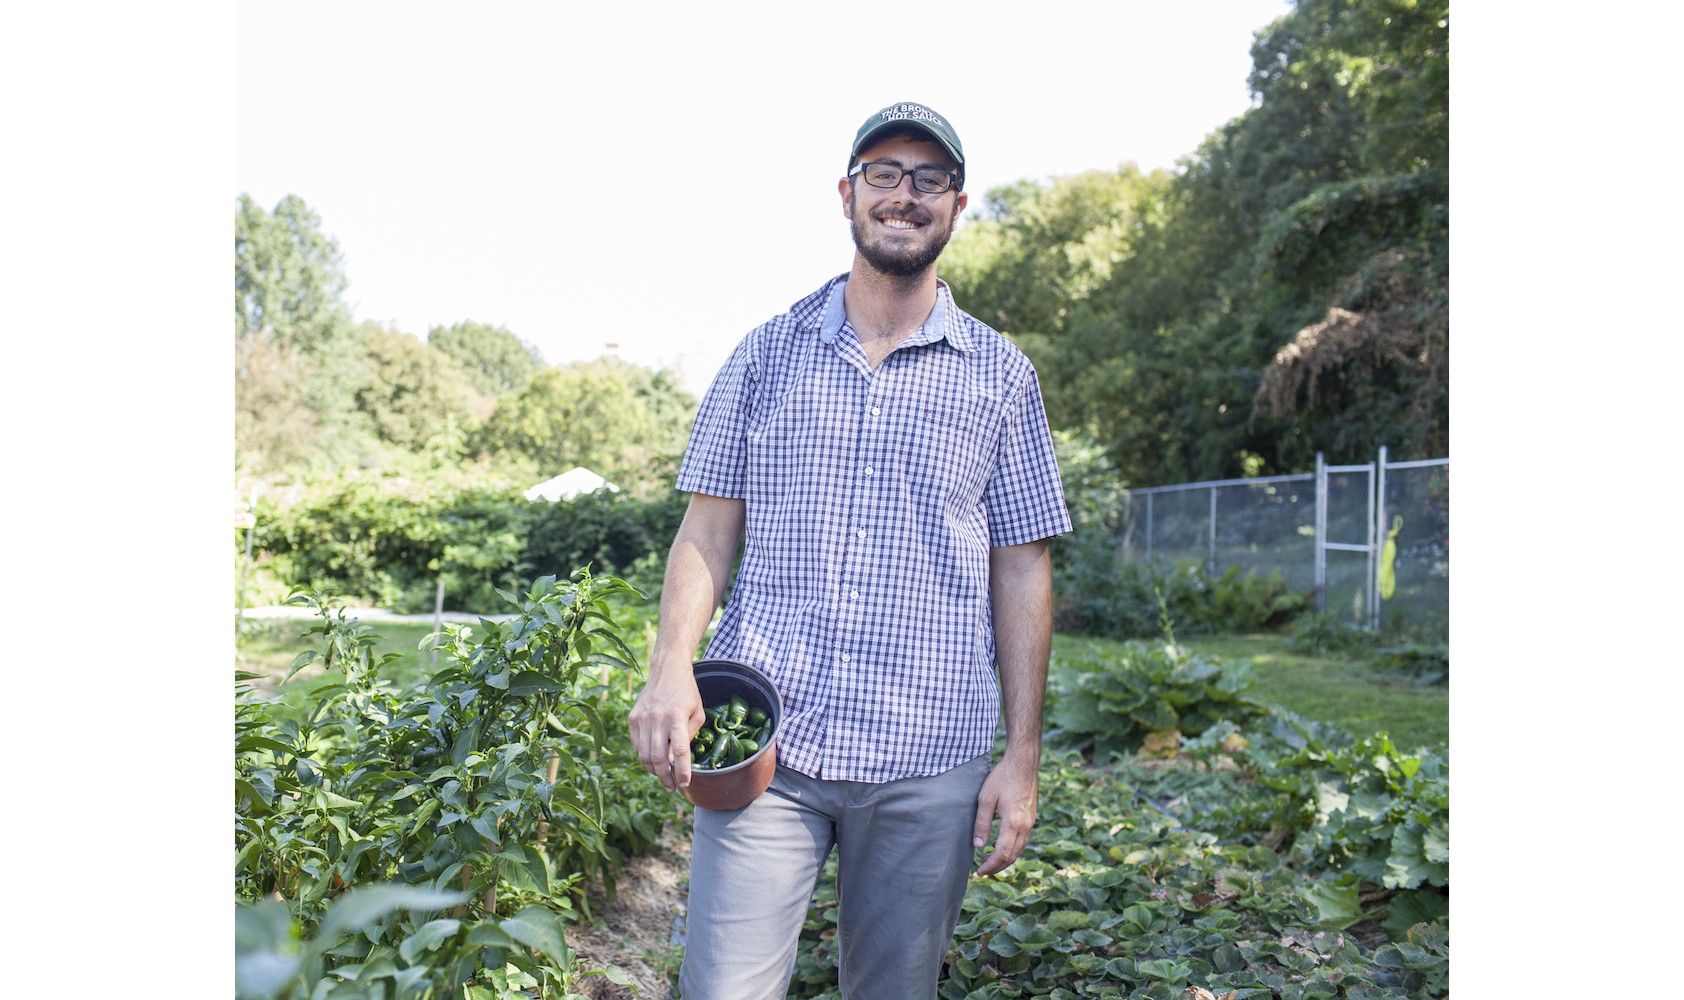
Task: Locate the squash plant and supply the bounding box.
[788,749,1447,999]
[235,569,647,999]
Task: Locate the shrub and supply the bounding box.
[1056,557,1309,639]
[251,483,686,615]
[1044,637,1273,760]
[1370,642,1449,685]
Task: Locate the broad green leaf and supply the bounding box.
[386,783,428,803]
[234,950,301,1000]
[1135,958,1190,981]
[450,719,482,766]
[1302,873,1363,929]
[1383,824,1439,889]
[499,906,571,968]
[408,798,440,833]
[398,919,462,963]
[1382,887,1448,941]
[470,811,501,846]
[315,885,468,948]
[549,790,604,833]
[986,934,1021,958]
[392,964,433,992]
[315,789,362,811]
[238,735,298,757]
[1422,818,1449,864]
[507,671,566,696]
[236,778,274,812]
[464,922,516,949]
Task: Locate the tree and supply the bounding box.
[354,323,495,453]
[234,194,377,469]
[427,321,545,397]
[234,333,322,471]
[943,0,1448,485]
[473,357,695,495]
[235,193,352,350]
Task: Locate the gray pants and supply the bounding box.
[679,755,991,1000]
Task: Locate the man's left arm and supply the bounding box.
[972,537,1053,877]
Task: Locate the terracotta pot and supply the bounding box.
[682,659,782,811]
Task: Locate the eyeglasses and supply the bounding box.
[849,160,961,194]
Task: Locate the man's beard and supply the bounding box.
[851,203,955,277]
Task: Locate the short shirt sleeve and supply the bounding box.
[675,335,758,498]
[982,368,1073,547]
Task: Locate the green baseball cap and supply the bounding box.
[850,102,965,187]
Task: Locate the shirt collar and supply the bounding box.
[818,276,974,353]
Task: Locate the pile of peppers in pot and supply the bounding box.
[691,695,772,770]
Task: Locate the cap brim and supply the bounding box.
[852,122,963,169]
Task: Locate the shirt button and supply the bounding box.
[870,406,881,416]
[857,528,867,539]
[864,466,874,476]
[850,589,860,600]
[839,652,851,663]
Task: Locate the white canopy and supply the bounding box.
[522,466,620,502]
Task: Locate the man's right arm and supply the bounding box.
[628,492,746,791]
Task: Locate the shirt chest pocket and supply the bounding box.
[898,393,999,507]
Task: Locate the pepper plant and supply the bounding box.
[235,569,651,999]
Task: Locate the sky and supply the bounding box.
[236,0,1293,394]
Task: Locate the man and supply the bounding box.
[628,101,1071,999]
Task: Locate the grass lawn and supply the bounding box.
[1052,630,1448,752]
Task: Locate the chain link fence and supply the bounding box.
[1121,449,1448,636]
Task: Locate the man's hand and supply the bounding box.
[629,667,705,792]
[972,747,1039,877]
[625,493,744,793]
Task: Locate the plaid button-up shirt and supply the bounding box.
[676,275,1071,783]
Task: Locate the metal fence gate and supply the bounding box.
[1122,448,1448,634]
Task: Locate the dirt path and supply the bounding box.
[571,824,691,1000]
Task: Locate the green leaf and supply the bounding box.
[986,934,1021,958]
[408,797,441,833]
[1382,887,1448,941]
[470,811,501,846]
[464,922,516,950]
[1004,913,1039,941]
[1135,958,1190,981]
[499,905,571,968]
[315,789,362,811]
[398,919,462,963]
[1383,823,1442,889]
[549,789,604,833]
[315,884,468,949]
[283,650,318,683]
[565,699,607,748]
[508,671,566,695]
[450,719,482,766]
[236,778,274,812]
[1302,873,1363,929]
[238,735,297,757]
[1422,817,1449,864]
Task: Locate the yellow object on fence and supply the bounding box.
[1378,515,1403,600]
